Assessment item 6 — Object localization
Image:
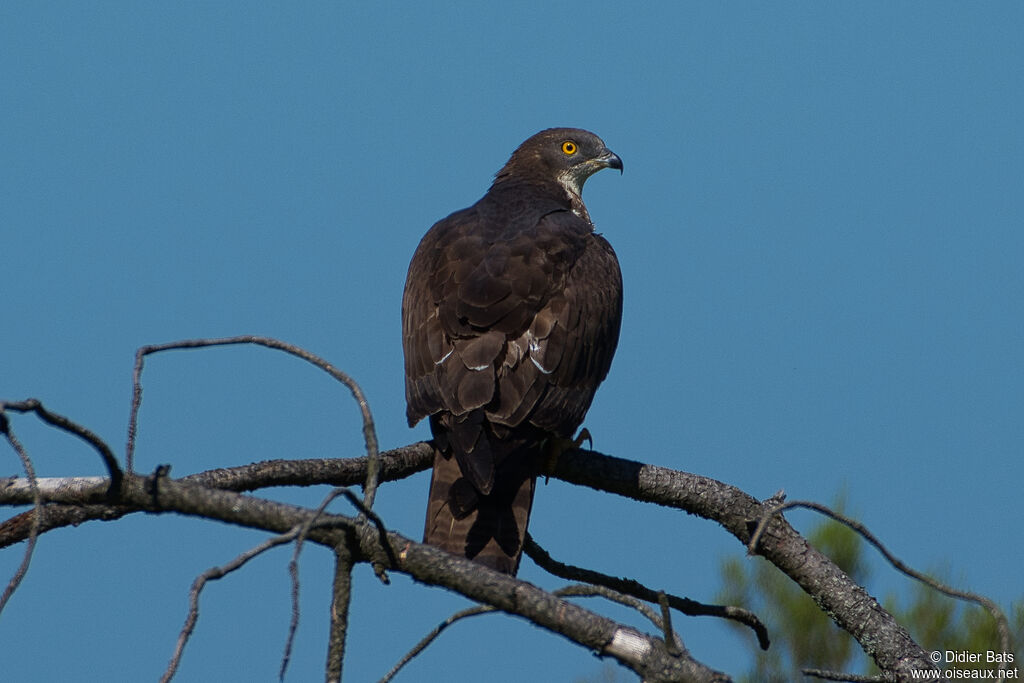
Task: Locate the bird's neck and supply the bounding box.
[564,187,592,224]
[489,175,593,226]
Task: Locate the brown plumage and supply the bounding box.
[402,128,623,574]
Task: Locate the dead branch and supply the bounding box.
[0,441,992,681]
[0,444,434,549]
[802,668,890,682]
[126,336,381,507]
[381,605,497,682]
[327,542,355,683]
[3,393,1002,683]
[162,525,306,682]
[0,413,41,615]
[544,447,944,681]
[114,468,728,681]
[553,583,685,652]
[1,399,122,494]
[749,498,1011,657]
[523,532,770,649]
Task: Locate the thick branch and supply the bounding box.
[0,443,434,548]
[388,535,728,681]
[0,443,965,681]
[106,470,726,682]
[545,448,938,681]
[750,499,1011,656]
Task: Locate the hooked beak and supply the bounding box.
[600,149,624,174]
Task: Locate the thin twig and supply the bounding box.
[325,542,355,683]
[126,346,146,473]
[657,591,681,656]
[802,668,889,682]
[280,487,352,680]
[279,484,398,680]
[749,499,1012,657]
[0,413,42,615]
[161,526,305,683]
[126,338,387,678]
[334,488,395,582]
[554,583,680,647]
[1,399,123,495]
[379,606,497,683]
[124,336,380,505]
[524,533,770,649]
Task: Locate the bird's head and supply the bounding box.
[496,127,623,197]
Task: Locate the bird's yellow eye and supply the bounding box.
[561,140,577,155]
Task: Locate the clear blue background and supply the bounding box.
[2,3,1021,681]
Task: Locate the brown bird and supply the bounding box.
[402,128,623,574]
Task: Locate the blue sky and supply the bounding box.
[2,3,1022,681]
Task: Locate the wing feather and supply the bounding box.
[403,203,621,438]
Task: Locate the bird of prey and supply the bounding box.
[402,128,623,575]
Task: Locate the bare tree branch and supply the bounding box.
[391,540,729,681]
[162,525,306,683]
[0,413,41,615]
[554,583,684,652]
[3,403,1003,681]
[4,338,1001,682]
[281,485,388,681]
[524,533,770,649]
[0,444,435,549]
[802,668,890,682]
[749,499,1012,657]
[659,591,682,656]
[326,542,355,683]
[0,442,993,680]
[380,605,497,683]
[544,447,943,681]
[1,399,123,494]
[103,469,727,681]
[125,337,381,507]
[281,488,350,681]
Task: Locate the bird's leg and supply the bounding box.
[539,428,592,481]
[573,427,593,450]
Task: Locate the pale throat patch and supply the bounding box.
[556,167,588,198]
[556,168,594,225]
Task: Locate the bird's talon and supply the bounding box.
[541,428,592,478]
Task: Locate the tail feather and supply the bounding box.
[423,446,536,575]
